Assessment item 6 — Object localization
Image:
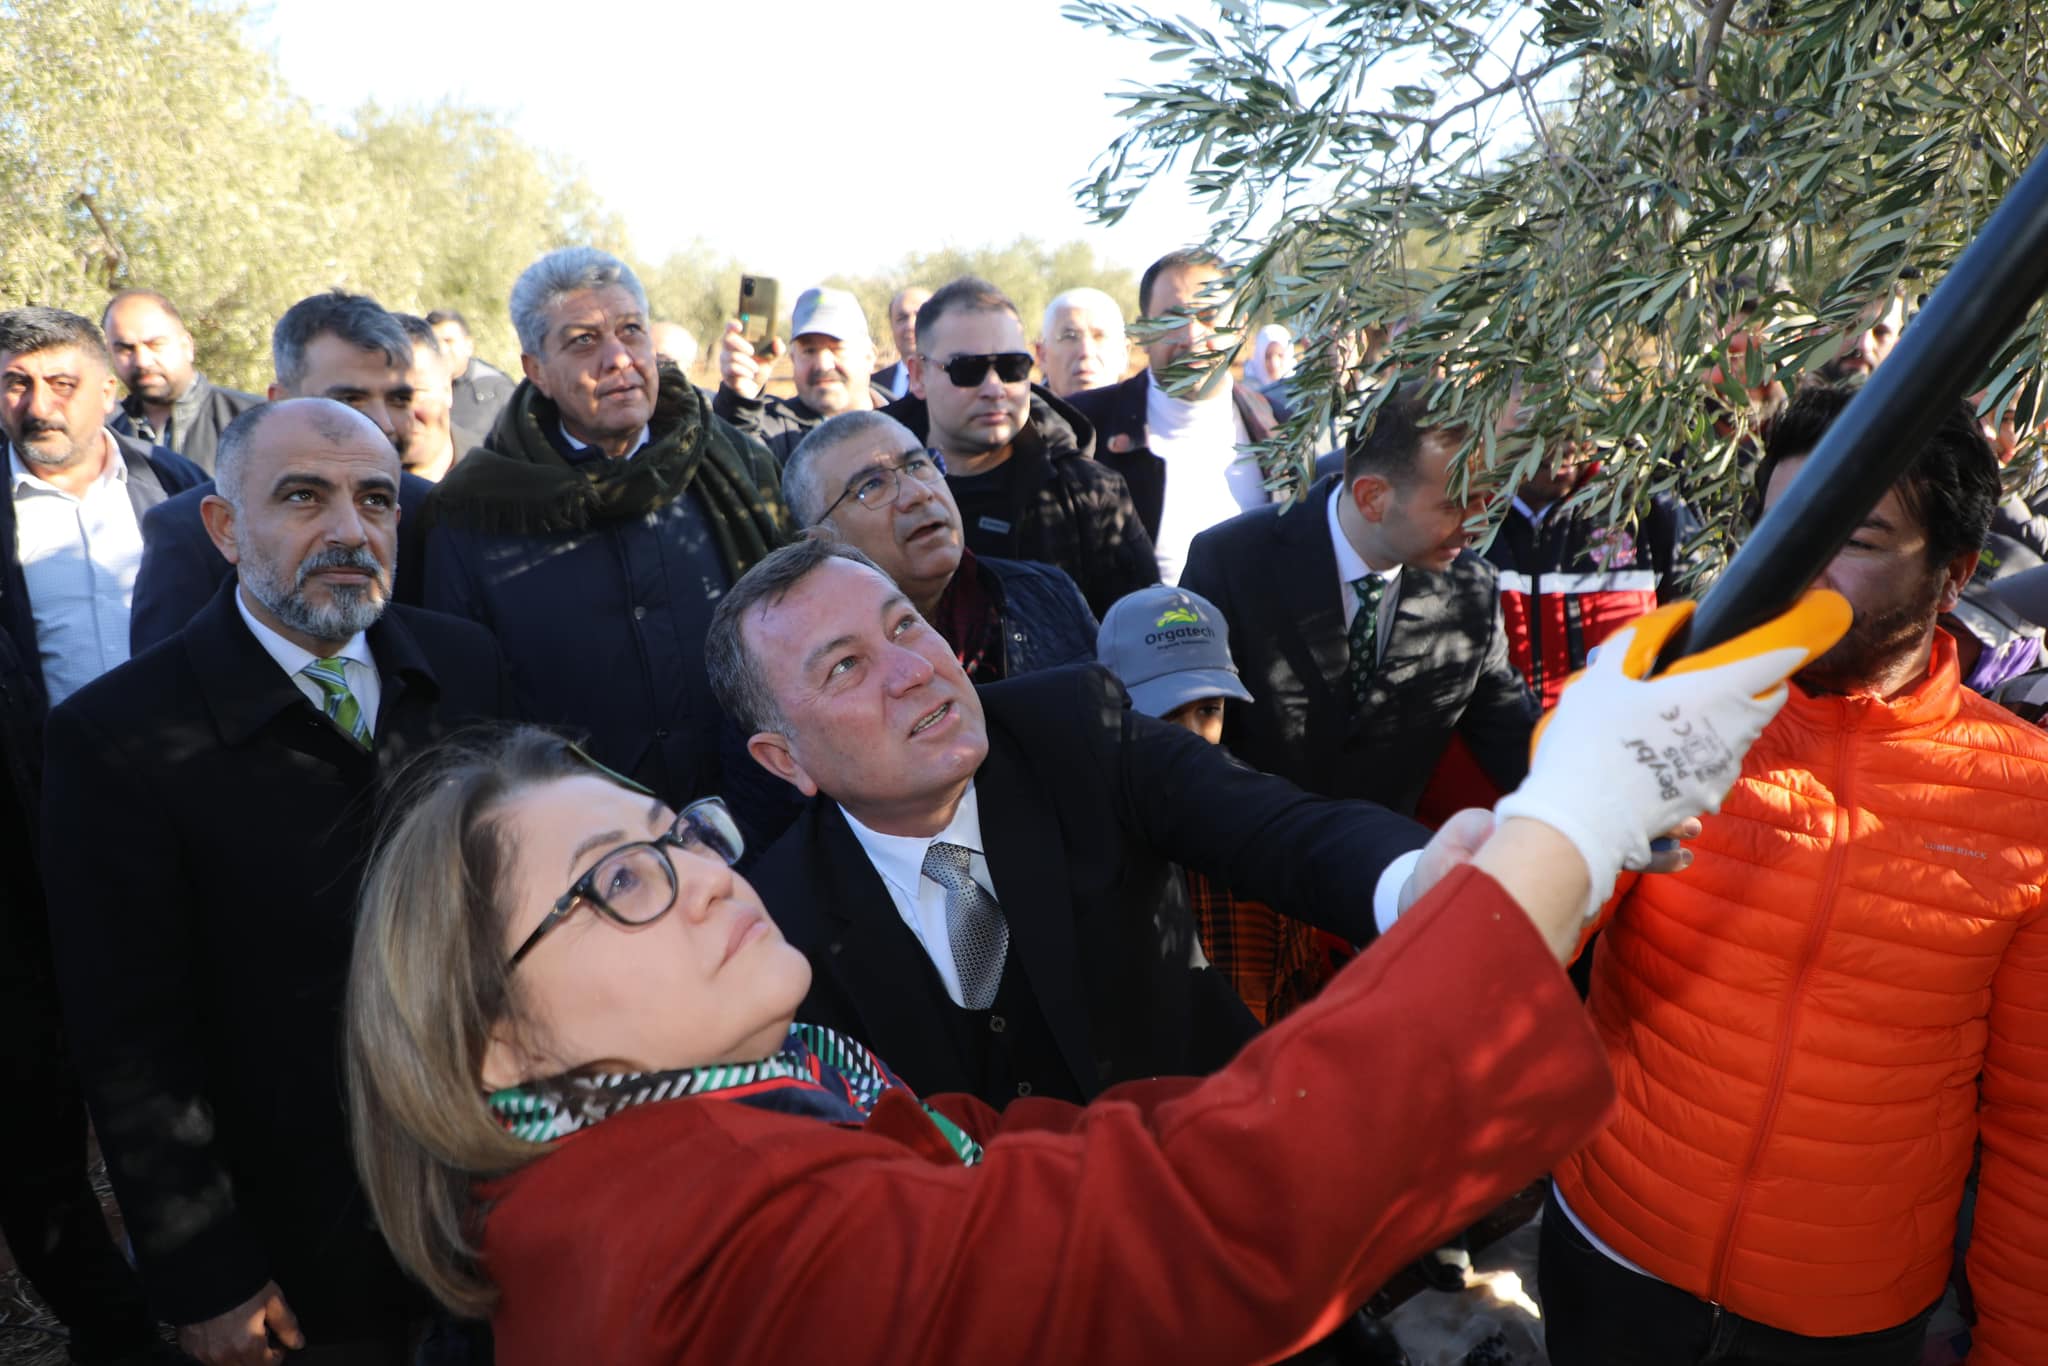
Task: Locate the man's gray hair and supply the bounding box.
[783,411,921,528]
[272,291,411,394]
[706,539,893,736]
[1040,287,1126,342]
[509,247,648,356]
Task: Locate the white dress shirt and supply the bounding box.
[1327,484,1402,667]
[1326,485,1427,929]
[8,434,146,706]
[841,783,994,1008]
[561,425,651,461]
[1148,371,1266,583]
[843,777,1423,986]
[234,588,382,737]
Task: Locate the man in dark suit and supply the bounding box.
[43,399,514,1363]
[0,306,204,1363]
[1066,248,1279,580]
[1181,380,1536,818]
[708,539,1436,1107]
[129,291,431,651]
[871,285,930,401]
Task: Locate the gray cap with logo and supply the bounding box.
[789,286,871,345]
[1096,584,1255,719]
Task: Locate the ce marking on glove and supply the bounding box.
[1624,709,1736,803]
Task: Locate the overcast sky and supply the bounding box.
[250,0,1221,288]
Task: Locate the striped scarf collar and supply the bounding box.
[487,1023,982,1165]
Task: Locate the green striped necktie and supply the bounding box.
[301,656,371,749]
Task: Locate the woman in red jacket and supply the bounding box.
[340,594,1841,1366]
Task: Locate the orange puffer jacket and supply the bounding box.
[1556,634,2048,1364]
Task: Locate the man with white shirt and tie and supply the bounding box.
[708,538,1445,1110]
[42,398,514,1364]
[1182,379,1537,820]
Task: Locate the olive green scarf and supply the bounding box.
[421,363,788,580]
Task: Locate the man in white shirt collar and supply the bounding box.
[1068,250,1280,582]
[708,540,1447,1107]
[1,307,168,707]
[200,397,401,739]
[1326,389,1485,662]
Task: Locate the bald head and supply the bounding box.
[204,397,402,653]
[215,398,396,511]
[649,321,698,372]
[888,287,931,366]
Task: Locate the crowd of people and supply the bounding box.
[1,239,2046,1366]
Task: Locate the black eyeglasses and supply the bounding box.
[507,797,745,969]
[922,351,1034,387]
[819,451,947,519]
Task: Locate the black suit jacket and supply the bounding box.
[749,664,1430,1106]
[871,360,910,400]
[0,431,206,703]
[1181,476,1536,816]
[1066,370,1278,544]
[41,581,514,1332]
[129,471,433,653]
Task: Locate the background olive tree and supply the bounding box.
[1,0,1145,393]
[1066,0,2047,568]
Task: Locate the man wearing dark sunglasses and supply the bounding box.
[886,276,1159,619]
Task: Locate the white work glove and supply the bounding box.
[1494,591,1851,918]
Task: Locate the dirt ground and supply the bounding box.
[1382,1211,1976,1366]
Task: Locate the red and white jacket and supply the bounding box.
[1485,493,1697,708]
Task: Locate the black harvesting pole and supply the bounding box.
[1669,143,2048,666]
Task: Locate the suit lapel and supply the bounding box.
[360,607,444,776]
[975,729,1094,1096]
[1376,567,1449,699]
[809,806,976,1088]
[1273,479,1352,713]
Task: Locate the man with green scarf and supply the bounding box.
[422,247,790,814]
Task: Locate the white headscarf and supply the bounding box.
[1244,324,1295,387]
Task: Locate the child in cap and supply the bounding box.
[1096,585,1349,1024]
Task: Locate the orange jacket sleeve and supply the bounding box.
[1966,900,2048,1366]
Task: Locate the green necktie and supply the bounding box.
[1346,574,1387,710]
[301,656,371,749]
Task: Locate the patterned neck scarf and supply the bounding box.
[487,1023,983,1166]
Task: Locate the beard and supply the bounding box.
[240,542,391,642]
[12,418,97,470]
[127,368,175,401]
[1794,566,1946,696]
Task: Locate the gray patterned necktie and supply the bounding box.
[921,841,1010,1010]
